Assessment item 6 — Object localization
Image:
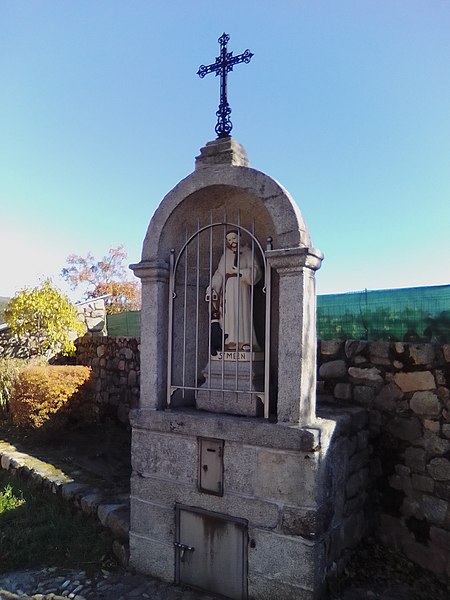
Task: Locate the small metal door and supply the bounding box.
[198,437,224,496]
[175,505,248,600]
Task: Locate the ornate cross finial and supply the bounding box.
[197,33,253,139]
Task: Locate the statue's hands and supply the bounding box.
[205,287,218,302]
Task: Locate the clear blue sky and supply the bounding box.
[1,0,449,299]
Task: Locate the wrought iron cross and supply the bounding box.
[197,33,253,139]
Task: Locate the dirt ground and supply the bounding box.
[0,421,131,495]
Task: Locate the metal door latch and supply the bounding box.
[174,542,195,562]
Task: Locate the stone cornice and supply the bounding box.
[129,259,169,282]
[266,247,324,272]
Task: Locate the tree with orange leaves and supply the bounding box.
[61,245,141,314]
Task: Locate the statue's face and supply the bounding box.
[226,232,239,249]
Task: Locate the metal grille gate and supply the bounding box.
[167,219,271,418]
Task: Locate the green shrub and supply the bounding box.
[4,280,85,358]
[9,365,92,429]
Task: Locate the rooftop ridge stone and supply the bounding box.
[195,136,250,169]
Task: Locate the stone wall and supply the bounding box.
[318,406,374,579]
[318,340,450,581]
[76,298,107,336]
[0,330,29,358]
[74,336,140,426]
[71,337,449,582]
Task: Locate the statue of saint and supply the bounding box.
[205,230,262,352]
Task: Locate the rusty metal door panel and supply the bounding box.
[175,505,247,600]
[198,437,224,496]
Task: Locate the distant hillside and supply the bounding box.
[0,296,10,324]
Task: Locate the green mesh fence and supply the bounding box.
[106,311,141,337]
[317,285,450,342]
[105,285,450,342]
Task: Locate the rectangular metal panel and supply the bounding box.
[176,505,247,600]
[198,437,224,496]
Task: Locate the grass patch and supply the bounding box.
[0,483,25,513]
[0,470,115,573]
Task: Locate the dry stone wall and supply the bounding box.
[318,340,450,581]
[74,336,140,426]
[318,406,373,580]
[0,330,29,358]
[76,298,107,336]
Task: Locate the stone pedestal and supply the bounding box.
[196,352,264,416]
[129,406,372,600]
[195,137,249,169]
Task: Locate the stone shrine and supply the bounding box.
[129,137,371,599]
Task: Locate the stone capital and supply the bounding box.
[129,259,169,282]
[266,247,323,274]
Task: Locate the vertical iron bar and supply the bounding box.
[167,249,175,408]
[250,220,255,393]
[220,41,227,117]
[182,229,188,399]
[221,212,227,400]
[264,237,273,419]
[235,213,241,391]
[195,218,200,398]
[208,212,213,402]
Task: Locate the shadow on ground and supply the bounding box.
[0,421,131,496]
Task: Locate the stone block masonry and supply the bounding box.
[318,340,450,582]
[74,336,140,426]
[129,405,372,599]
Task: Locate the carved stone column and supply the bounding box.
[130,259,169,410]
[266,247,323,425]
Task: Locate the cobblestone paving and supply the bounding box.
[0,567,219,600]
[0,567,435,600]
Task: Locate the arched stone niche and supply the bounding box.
[142,168,311,260]
[131,138,323,425]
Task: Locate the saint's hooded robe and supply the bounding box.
[209,245,261,350]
